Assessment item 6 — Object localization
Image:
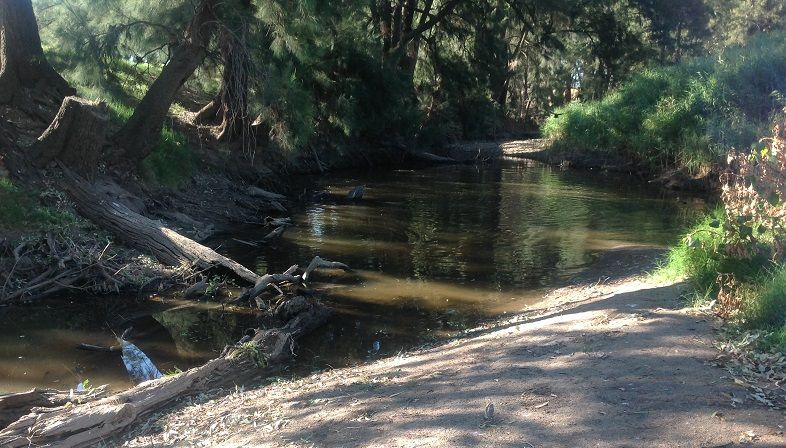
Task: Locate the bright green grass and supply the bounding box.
[141,127,196,187]
[656,209,786,349]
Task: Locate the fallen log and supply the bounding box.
[409,150,456,164]
[60,166,261,284]
[246,186,286,201]
[0,299,330,448]
[0,385,109,429]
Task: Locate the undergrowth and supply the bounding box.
[656,213,786,349]
[544,32,786,173]
[0,179,75,233]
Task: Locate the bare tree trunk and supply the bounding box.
[214,27,250,143]
[0,0,74,104]
[194,3,252,147]
[113,0,218,163]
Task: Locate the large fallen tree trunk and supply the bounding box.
[0,386,108,429]
[0,299,330,448]
[60,166,261,284]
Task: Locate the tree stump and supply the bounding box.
[31,97,108,176]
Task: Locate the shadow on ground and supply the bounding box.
[119,274,786,447]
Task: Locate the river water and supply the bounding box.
[0,159,705,393]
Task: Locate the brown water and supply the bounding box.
[0,159,705,393]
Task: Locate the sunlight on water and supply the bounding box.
[0,160,705,392]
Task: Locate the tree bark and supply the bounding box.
[60,167,261,284]
[0,0,74,104]
[30,96,108,177]
[0,386,109,429]
[113,0,218,163]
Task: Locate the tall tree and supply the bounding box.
[0,0,74,104]
[113,0,218,163]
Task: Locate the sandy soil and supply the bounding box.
[119,248,786,448]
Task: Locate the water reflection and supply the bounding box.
[0,159,704,392]
[228,160,704,372]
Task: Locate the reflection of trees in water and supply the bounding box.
[152,307,253,359]
[407,166,502,283]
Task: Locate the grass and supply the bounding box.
[0,179,75,233]
[655,210,786,349]
[141,127,196,187]
[73,61,197,187]
[544,31,786,173]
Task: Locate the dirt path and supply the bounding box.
[119,249,786,448]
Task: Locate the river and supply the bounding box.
[0,158,705,393]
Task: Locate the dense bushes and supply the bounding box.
[544,32,786,172]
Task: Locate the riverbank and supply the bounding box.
[114,247,786,447]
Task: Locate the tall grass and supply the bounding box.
[544,32,786,172]
[657,211,786,349]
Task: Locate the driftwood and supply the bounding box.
[263,225,287,241]
[0,386,109,429]
[235,272,302,303]
[31,97,108,176]
[0,300,330,448]
[302,255,352,281]
[409,150,456,163]
[183,277,207,298]
[60,167,261,284]
[234,256,351,303]
[77,343,120,353]
[246,186,285,201]
[246,186,287,212]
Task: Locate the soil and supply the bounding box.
[116,247,786,448]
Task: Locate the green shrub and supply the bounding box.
[655,208,770,297]
[743,267,786,330]
[544,32,786,172]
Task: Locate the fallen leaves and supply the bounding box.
[715,330,786,409]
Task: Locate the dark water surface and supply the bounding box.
[0,159,705,393]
